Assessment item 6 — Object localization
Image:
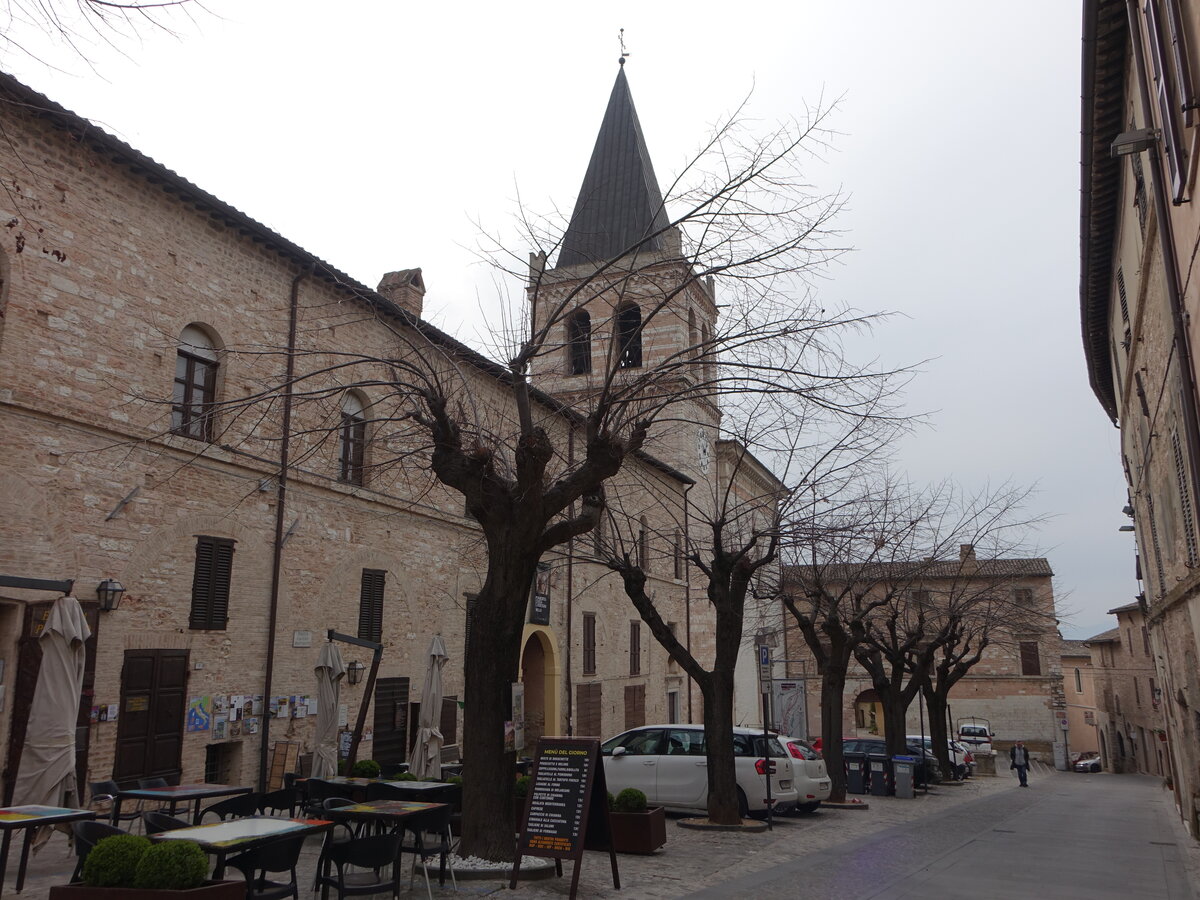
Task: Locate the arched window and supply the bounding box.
[1074,667,1083,693]
[700,323,713,380]
[567,309,592,375]
[339,392,367,485]
[617,303,642,369]
[172,325,219,441]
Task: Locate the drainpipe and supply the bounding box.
[566,425,575,735]
[258,264,313,790]
[1125,1,1200,550]
[683,482,694,722]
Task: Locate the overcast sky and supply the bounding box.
[3,1,1132,638]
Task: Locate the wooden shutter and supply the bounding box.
[1019,641,1041,676]
[576,682,602,737]
[358,569,385,643]
[440,696,458,745]
[190,536,234,630]
[583,613,597,675]
[629,621,641,676]
[1146,0,1187,201]
[624,684,645,730]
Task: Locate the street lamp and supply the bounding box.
[96,578,125,612]
[1111,128,1160,157]
[346,661,366,686]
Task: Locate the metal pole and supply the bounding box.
[918,687,927,794]
[762,692,773,830]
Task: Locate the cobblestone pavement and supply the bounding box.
[12,764,1196,899]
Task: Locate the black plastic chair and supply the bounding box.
[88,780,140,829]
[258,787,299,817]
[400,804,457,897]
[142,810,190,835]
[305,779,350,816]
[71,820,125,881]
[199,792,260,822]
[135,776,172,816]
[137,776,169,789]
[227,832,307,900]
[315,832,403,900]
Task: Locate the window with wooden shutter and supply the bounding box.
[576,682,602,737]
[339,393,367,486]
[1146,0,1187,202]
[1171,429,1198,565]
[358,569,386,643]
[1019,641,1041,676]
[629,621,641,676]
[464,593,478,650]
[190,536,235,630]
[624,684,646,730]
[583,613,597,675]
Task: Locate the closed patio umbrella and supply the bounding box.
[408,635,448,780]
[312,641,346,780]
[12,595,91,810]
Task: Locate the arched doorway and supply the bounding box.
[518,627,561,752]
[854,689,883,736]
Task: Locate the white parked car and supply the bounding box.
[601,725,800,817]
[907,735,974,780]
[775,735,832,812]
[958,722,994,753]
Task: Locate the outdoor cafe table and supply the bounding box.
[152,816,333,878]
[0,805,96,897]
[315,777,457,801]
[113,783,253,825]
[319,801,450,884]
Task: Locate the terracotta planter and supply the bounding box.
[49,881,245,900]
[608,806,667,854]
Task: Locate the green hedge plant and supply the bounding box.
[613,788,648,813]
[133,841,209,890]
[351,759,381,778]
[82,834,152,887]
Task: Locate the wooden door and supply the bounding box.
[372,677,409,768]
[113,649,187,785]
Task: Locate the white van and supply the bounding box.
[958,722,994,753]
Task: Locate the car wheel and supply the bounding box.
[797,801,820,813]
[737,787,749,819]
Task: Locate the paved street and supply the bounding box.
[10,769,1197,898]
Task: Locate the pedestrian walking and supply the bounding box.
[1010,740,1031,787]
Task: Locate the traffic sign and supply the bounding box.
[758,644,772,686]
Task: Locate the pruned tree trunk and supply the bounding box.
[701,671,741,823]
[923,687,954,779]
[820,663,849,802]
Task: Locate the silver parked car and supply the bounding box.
[601,725,800,817]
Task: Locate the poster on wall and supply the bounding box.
[186,696,212,733]
[512,682,526,753]
[212,715,228,741]
[529,563,551,625]
[245,716,259,734]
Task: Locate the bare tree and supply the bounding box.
[124,87,898,858]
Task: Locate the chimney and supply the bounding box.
[959,543,976,562]
[377,268,426,320]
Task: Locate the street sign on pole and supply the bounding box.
[758,644,772,687]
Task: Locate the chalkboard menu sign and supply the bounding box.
[511,737,619,897]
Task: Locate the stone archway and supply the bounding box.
[518,626,561,752]
[854,689,883,736]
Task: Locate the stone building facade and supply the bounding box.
[1081,0,1200,832]
[1085,603,1168,775]
[1061,639,1100,759]
[0,67,749,796]
[780,548,1065,758]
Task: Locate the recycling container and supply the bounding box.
[893,755,916,799]
[844,751,867,794]
[867,752,891,796]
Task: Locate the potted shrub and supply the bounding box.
[513,774,531,831]
[50,834,244,898]
[351,759,381,778]
[607,788,666,854]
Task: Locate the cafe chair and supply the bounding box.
[258,787,299,817]
[71,820,125,882]
[400,805,457,897]
[227,832,307,900]
[88,780,140,829]
[142,810,190,835]
[304,779,347,816]
[199,792,260,822]
[135,776,172,816]
[315,832,404,900]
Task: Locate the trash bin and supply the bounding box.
[867,752,891,796]
[844,751,867,794]
[893,755,916,799]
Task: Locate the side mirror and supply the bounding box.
[612,746,627,758]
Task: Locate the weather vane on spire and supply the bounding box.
[618,28,630,66]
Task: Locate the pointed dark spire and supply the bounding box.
[556,68,670,269]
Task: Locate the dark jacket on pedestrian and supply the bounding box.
[1010,745,1030,768]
